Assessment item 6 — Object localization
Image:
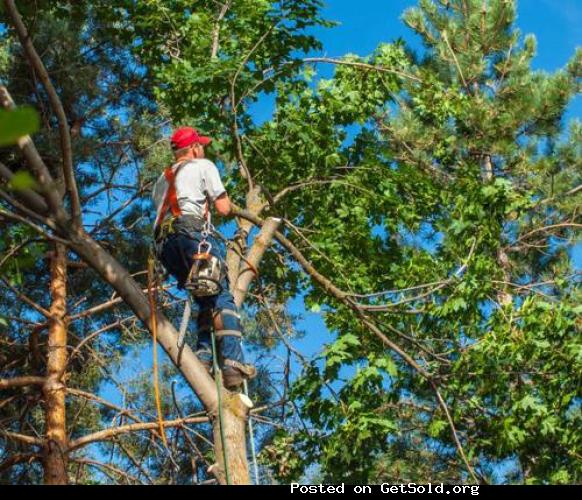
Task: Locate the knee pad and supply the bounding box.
[213,308,242,339]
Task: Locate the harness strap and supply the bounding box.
[165,167,182,218]
[214,329,243,339]
[154,161,187,229]
[192,252,211,260]
[218,309,241,319]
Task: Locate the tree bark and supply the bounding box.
[233,217,281,306]
[209,389,253,485]
[226,186,263,285]
[43,242,68,485]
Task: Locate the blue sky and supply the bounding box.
[287,0,582,356]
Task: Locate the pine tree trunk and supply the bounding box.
[209,389,253,485]
[43,242,68,484]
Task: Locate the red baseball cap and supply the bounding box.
[170,126,212,149]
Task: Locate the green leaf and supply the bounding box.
[428,419,447,437]
[8,171,38,191]
[0,107,40,146]
[310,303,321,313]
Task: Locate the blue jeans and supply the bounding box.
[159,231,245,364]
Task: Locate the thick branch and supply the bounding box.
[0,86,68,224]
[0,160,49,214]
[0,376,45,390]
[4,0,81,224]
[233,217,281,307]
[68,416,208,451]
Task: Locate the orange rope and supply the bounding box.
[240,254,259,279]
[147,255,168,448]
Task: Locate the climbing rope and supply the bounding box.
[211,329,231,485]
[147,252,169,448]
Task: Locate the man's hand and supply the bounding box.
[214,192,231,217]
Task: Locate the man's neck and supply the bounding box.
[176,155,195,163]
[176,152,203,163]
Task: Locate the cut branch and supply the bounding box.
[233,216,281,307]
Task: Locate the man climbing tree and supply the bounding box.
[152,126,256,389]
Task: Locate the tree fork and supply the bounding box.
[43,242,68,485]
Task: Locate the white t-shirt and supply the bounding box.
[152,159,226,223]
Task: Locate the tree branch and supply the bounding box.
[233,217,281,307]
[0,275,52,317]
[0,161,49,214]
[1,431,43,446]
[0,376,45,390]
[303,57,422,83]
[68,416,209,451]
[0,86,68,224]
[4,0,81,225]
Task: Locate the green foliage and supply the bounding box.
[258,0,580,484]
[6,170,38,191]
[0,107,39,146]
[1,0,580,486]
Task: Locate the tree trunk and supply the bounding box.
[209,389,253,485]
[43,242,68,485]
[68,230,253,484]
[226,186,263,285]
[233,217,281,307]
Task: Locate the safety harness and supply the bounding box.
[154,161,223,297]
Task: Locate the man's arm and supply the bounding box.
[214,192,231,216]
[201,159,231,216]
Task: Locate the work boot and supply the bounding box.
[221,359,257,390]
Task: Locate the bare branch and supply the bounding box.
[0,204,68,245]
[0,161,49,214]
[0,376,45,390]
[211,1,232,59]
[303,57,422,83]
[0,275,52,317]
[1,430,43,446]
[0,86,68,223]
[233,217,281,307]
[0,453,41,472]
[68,416,209,451]
[4,0,81,224]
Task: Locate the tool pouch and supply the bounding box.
[185,250,223,297]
